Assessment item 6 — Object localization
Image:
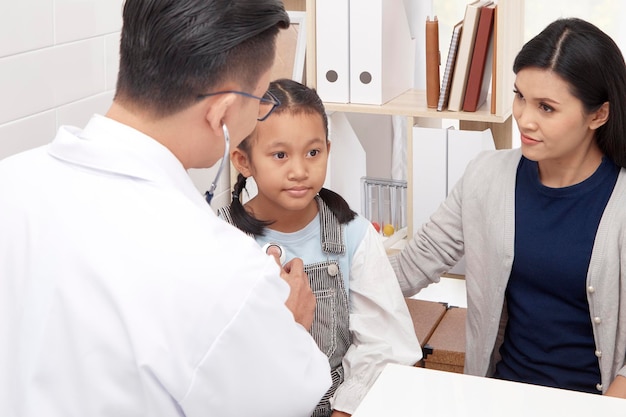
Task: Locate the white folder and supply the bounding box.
[410,125,448,235]
[349,0,415,105]
[316,0,350,103]
[447,128,495,193]
[326,112,366,214]
[411,127,494,276]
[447,128,494,276]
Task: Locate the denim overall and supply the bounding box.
[218,197,351,417]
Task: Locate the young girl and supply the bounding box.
[218,79,421,416]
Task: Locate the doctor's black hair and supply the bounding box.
[513,18,626,168]
[228,79,357,237]
[114,0,289,117]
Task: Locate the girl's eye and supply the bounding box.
[308,149,320,157]
[273,152,286,159]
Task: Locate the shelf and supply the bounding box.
[306,0,524,122]
[302,0,523,242]
[324,89,511,123]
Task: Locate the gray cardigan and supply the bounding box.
[391,148,626,392]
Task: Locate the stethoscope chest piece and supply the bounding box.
[262,242,286,265]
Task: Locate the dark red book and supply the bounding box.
[463,4,495,112]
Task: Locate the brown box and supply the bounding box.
[404,298,448,367]
[404,298,448,347]
[423,306,467,373]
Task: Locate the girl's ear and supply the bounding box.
[231,147,252,177]
[590,101,610,130]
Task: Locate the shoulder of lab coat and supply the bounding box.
[0,118,330,417]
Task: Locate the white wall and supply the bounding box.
[3,0,625,206]
[0,0,228,208]
[0,0,122,158]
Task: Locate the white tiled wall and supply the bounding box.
[0,0,227,207]
[0,1,123,134]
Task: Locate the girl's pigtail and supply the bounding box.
[318,187,356,224]
[229,173,273,236]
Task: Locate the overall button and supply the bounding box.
[593,317,602,324]
[596,383,603,392]
[327,264,339,277]
[587,285,595,294]
[595,350,602,358]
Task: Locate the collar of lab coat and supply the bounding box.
[48,114,211,212]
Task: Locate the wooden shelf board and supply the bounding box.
[324,89,511,123]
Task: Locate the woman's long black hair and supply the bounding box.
[228,78,356,237]
[514,18,626,167]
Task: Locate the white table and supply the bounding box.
[411,276,467,308]
[352,364,624,416]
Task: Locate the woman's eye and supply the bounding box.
[539,103,554,113]
[513,89,523,99]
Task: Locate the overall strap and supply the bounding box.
[220,198,346,253]
[216,205,234,225]
[316,195,345,255]
[216,205,255,238]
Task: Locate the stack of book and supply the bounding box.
[434,0,496,112]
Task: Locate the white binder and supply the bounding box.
[410,125,448,235]
[446,127,494,276]
[349,0,415,105]
[447,128,495,193]
[315,0,350,103]
[326,112,366,214]
[411,126,494,276]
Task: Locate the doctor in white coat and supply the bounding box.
[0,0,330,416]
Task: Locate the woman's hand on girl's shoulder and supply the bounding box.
[605,375,626,398]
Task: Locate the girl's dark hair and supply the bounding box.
[229,78,357,237]
[514,18,626,167]
[115,0,289,117]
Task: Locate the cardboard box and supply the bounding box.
[404,298,448,347]
[423,306,467,373]
[404,298,448,367]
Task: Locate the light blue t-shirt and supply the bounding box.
[255,213,371,292]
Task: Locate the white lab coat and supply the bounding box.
[0,115,331,417]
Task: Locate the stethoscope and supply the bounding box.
[203,126,288,265]
[262,242,339,276]
[262,242,287,265]
[204,124,230,205]
[201,127,287,266]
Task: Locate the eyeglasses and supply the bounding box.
[196,90,281,121]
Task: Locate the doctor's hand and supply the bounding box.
[278,257,316,331]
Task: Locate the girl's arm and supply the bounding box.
[330,222,422,415]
